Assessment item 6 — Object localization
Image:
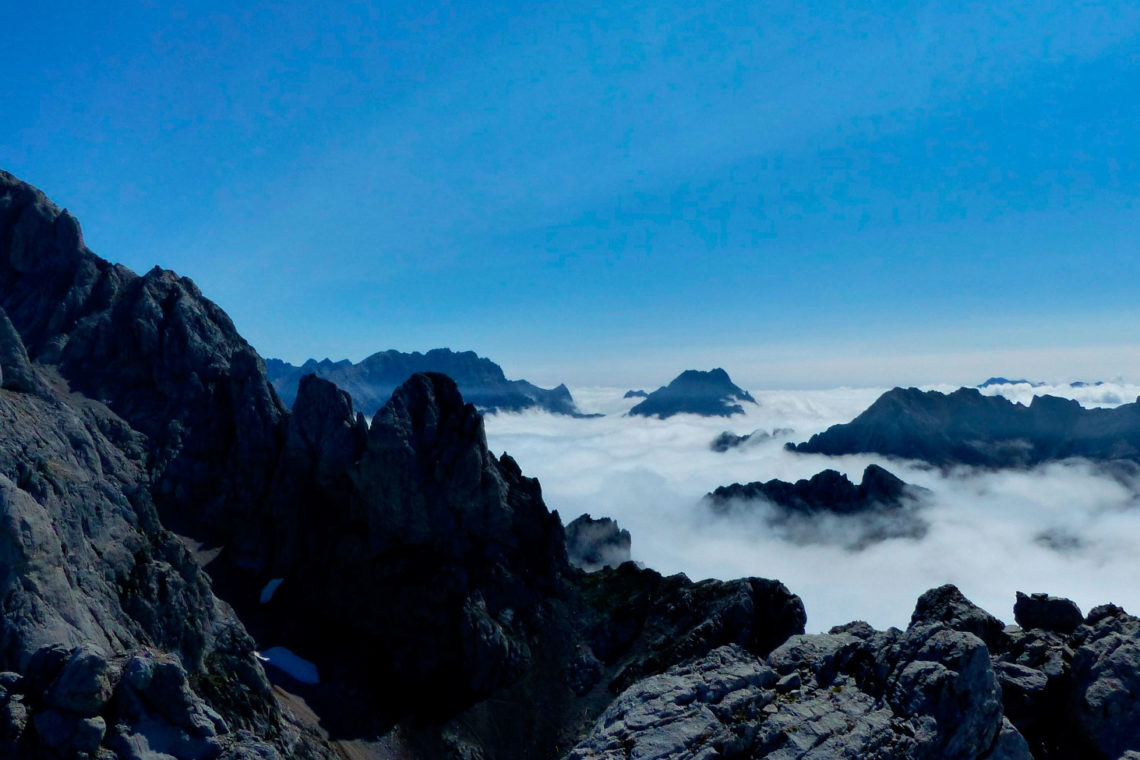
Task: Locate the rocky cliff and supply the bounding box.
[0,302,327,757]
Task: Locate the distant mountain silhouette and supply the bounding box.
[266,349,594,417]
[978,377,1044,388]
[790,386,1140,467]
[629,368,756,419]
[706,465,928,548]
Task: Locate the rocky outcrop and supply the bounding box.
[0,307,329,758]
[789,386,1140,467]
[706,465,928,548]
[568,587,1030,760]
[565,515,632,571]
[0,169,287,568]
[568,584,1140,760]
[629,368,757,419]
[265,349,592,417]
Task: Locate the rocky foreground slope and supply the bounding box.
[4,170,1140,759]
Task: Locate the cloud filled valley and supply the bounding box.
[485,382,1140,632]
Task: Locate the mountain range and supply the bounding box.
[2,170,1140,758]
[266,350,591,417]
[789,386,1140,467]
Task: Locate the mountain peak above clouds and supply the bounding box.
[629,367,756,419]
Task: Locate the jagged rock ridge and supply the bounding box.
[0,300,326,757]
[629,368,757,419]
[265,349,592,417]
[790,386,1140,467]
[0,169,287,567]
[7,171,1140,758]
[706,465,928,548]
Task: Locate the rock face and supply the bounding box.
[265,349,591,417]
[0,170,287,568]
[565,515,632,571]
[789,386,1140,467]
[567,584,1140,760]
[629,368,757,419]
[706,465,928,548]
[568,587,1028,760]
[0,298,327,757]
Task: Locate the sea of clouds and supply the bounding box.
[483,380,1140,633]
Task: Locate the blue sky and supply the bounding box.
[3,1,1139,387]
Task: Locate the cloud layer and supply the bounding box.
[484,385,1140,632]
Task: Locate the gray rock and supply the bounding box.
[1014,591,1084,634]
[0,306,35,392]
[569,594,1031,760]
[45,644,114,715]
[565,645,778,760]
[912,584,1010,652]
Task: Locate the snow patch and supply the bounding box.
[256,647,319,684]
[259,578,284,604]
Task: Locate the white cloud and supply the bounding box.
[485,386,1140,633]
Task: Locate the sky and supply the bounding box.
[3,1,1140,388]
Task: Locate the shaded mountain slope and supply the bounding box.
[629,368,756,419]
[0,170,286,566]
[790,386,1140,467]
[266,349,590,417]
[0,304,328,758]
